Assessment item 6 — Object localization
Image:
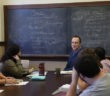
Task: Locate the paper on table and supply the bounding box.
[52,84,70,95]
[52,84,80,95]
[0,90,4,93]
[61,71,72,74]
[27,71,47,78]
[5,81,29,86]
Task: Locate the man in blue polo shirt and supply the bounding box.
[64,35,83,71]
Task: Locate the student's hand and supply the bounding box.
[6,78,18,84]
[13,55,20,60]
[6,77,15,79]
[0,73,7,79]
[66,68,79,96]
[29,67,34,73]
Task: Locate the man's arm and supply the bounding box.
[66,68,79,96]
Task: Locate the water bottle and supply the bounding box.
[39,63,45,76]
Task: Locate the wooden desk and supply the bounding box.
[0,71,71,96]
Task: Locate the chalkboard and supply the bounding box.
[7,8,68,55]
[69,6,110,55]
[5,4,110,55]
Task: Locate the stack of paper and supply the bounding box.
[61,71,72,74]
[5,79,29,86]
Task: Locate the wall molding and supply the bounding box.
[0,42,5,46]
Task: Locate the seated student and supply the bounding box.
[77,48,102,92]
[77,48,107,92]
[1,44,33,78]
[94,47,110,73]
[0,72,18,85]
[66,53,110,96]
[77,48,94,91]
[64,36,83,71]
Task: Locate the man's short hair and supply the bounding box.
[74,53,100,78]
[78,48,103,68]
[78,48,94,56]
[72,35,81,43]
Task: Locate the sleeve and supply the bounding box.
[64,52,73,71]
[0,73,6,79]
[79,90,90,96]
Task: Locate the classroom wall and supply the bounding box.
[0,0,4,42]
[0,0,109,70]
[29,61,67,71]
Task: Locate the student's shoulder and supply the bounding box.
[79,88,91,96]
[80,46,84,50]
[4,59,15,65]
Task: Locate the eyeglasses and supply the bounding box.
[79,74,88,83]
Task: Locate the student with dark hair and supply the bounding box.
[77,48,95,91]
[1,44,33,78]
[66,53,110,96]
[64,35,83,71]
[94,47,110,73]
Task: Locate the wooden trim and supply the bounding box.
[4,6,8,50]
[4,1,110,9]
[21,55,69,61]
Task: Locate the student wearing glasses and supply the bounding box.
[66,51,110,96]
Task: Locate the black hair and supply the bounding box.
[1,44,20,63]
[78,48,94,56]
[94,47,105,60]
[72,35,81,43]
[74,54,100,78]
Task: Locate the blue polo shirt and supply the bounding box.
[64,47,83,71]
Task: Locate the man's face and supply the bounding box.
[17,51,21,56]
[71,37,81,51]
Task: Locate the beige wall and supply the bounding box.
[2,0,109,5]
[0,46,4,59]
[0,0,4,41]
[29,61,67,71]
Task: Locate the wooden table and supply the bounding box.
[0,71,71,96]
